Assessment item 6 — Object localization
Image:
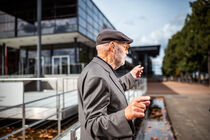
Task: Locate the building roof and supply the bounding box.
[129,45,160,57]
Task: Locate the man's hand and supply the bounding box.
[130,65,144,78]
[125,96,150,120]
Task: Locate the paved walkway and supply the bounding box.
[146,81,210,140]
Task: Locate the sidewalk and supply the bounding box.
[146,81,210,140]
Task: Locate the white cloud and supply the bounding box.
[135,14,187,74]
[136,13,187,47]
[151,57,163,75]
[152,57,162,65]
[137,23,182,46]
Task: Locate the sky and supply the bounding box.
[92,0,194,75]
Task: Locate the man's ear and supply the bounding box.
[108,41,115,52]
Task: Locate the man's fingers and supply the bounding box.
[134,112,145,118]
[142,101,150,106]
[134,102,146,110]
[134,65,143,70]
[138,67,144,70]
[136,65,141,68]
[133,106,145,113]
[135,96,151,102]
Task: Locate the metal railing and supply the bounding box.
[0,77,78,140]
[70,122,81,140]
[125,78,147,103]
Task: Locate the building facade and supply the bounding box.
[0,0,115,75]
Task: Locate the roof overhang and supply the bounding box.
[0,32,96,49]
[130,45,160,57]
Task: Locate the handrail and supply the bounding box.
[0,89,77,112]
[70,122,81,140]
[0,77,57,81]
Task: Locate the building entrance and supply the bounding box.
[52,55,70,74]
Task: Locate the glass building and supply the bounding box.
[0,0,115,75]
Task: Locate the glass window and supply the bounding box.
[79,25,86,35]
[78,16,86,28]
[0,31,14,38]
[87,15,93,25]
[0,13,14,23]
[87,7,93,16]
[18,19,36,36]
[0,15,5,23]
[93,21,99,30]
[93,13,98,22]
[87,30,93,39]
[93,29,98,41]
[78,0,86,11]
[87,0,93,10]
[98,18,103,27]
[0,22,14,32]
[93,6,99,17]
[20,49,26,58]
[87,23,93,34]
[55,18,77,33]
[78,7,86,19]
[41,50,51,65]
[41,20,55,34]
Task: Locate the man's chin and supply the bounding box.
[117,60,125,69]
[121,61,125,66]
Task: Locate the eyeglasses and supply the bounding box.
[123,43,130,51]
[114,41,130,51]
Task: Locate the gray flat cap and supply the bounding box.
[96,29,133,46]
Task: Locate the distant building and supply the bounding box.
[0,0,115,75]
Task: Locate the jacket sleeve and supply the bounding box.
[119,72,136,91]
[83,77,133,139]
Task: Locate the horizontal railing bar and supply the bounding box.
[0,78,58,81]
[71,122,81,132]
[0,89,77,112]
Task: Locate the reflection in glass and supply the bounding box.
[53,58,60,74]
[62,57,68,74]
[18,19,36,36]
[55,18,77,33]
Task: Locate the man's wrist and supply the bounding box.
[124,107,132,120]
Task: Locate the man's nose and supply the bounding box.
[125,50,128,55]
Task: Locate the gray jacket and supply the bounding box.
[78,57,136,140]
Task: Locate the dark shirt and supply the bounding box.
[96,56,118,77]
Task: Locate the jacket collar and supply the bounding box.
[92,57,113,74]
[92,57,125,95]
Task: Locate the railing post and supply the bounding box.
[63,78,65,109]
[70,130,76,140]
[56,78,61,135]
[70,122,81,140]
[22,84,25,140]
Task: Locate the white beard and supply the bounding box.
[120,56,126,66]
[115,53,126,68]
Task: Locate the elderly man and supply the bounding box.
[77,29,150,140]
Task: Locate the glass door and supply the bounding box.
[52,55,70,74]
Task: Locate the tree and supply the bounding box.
[162,0,210,84]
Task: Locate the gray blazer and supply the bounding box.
[78,57,136,140]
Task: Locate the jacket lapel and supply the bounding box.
[92,57,125,95]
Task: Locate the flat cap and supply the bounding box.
[96,29,133,46]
